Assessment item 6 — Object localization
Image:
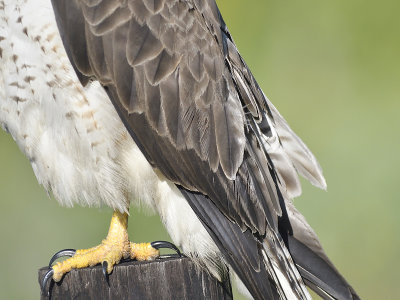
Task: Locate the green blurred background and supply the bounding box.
[0,0,399,299]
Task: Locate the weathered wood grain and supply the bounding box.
[38,256,232,299]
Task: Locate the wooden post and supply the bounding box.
[38,256,232,299]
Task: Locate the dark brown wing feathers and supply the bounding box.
[55,0,271,223]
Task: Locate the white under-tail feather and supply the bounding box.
[262,228,312,300]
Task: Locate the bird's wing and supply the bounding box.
[52,0,279,241]
[50,1,343,299]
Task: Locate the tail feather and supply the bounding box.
[180,187,280,300]
[288,237,360,300]
[262,228,312,300]
[286,201,360,300]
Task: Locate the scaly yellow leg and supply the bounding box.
[51,210,159,282]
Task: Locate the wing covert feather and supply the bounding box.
[52,0,260,210]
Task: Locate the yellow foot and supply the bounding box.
[130,242,160,261]
[41,211,181,295]
[51,241,158,281]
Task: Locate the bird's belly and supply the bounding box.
[0,4,126,210]
[0,0,150,212]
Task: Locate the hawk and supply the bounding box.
[0,0,359,299]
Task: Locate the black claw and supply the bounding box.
[41,268,54,297]
[48,249,76,267]
[151,241,182,257]
[102,261,109,285]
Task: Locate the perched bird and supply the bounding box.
[0,0,359,299]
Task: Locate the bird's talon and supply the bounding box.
[102,261,109,284]
[48,249,76,267]
[41,268,54,297]
[151,240,182,257]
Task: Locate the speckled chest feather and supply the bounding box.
[0,0,174,213]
